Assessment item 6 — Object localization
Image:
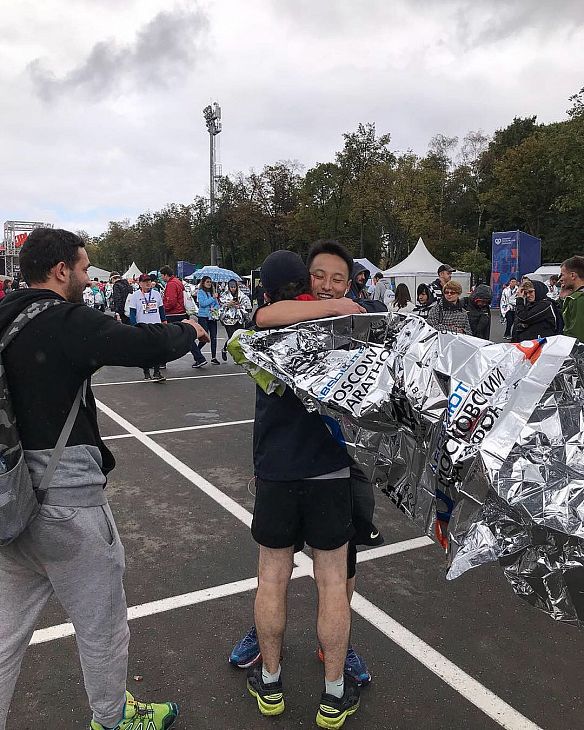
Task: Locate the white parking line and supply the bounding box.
[102,419,254,441]
[350,592,542,730]
[29,538,433,646]
[92,399,542,730]
[96,400,254,527]
[93,372,247,387]
[356,536,433,561]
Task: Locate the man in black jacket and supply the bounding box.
[0,229,206,730]
[111,272,133,324]
[428,264,454,301]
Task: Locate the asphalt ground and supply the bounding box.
[10,314,584,730]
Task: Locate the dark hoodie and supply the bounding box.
[464,284,492,340]
[512,280,559,342]
[347,262,370,300]
[0,289,195,503]
[346,262,387,313]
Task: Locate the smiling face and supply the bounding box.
[309,253,351,300]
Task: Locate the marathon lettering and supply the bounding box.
[448,381,470,417]
[318,348,363,398]
[470,407,501,444]
[329,348,390,410]
[448,368,505,441]
[476,367,505,399]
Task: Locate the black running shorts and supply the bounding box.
[252,477,354,551]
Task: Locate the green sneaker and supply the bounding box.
[90,691,179,729]
[246,666,285,716]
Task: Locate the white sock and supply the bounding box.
[325,675,344,698]
[262,664,281,684]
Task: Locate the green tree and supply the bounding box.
[336,122,393,258]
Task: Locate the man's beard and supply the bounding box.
[65,273,86,303]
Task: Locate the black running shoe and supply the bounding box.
[316,680,360,728]
[152,371,166,381]
[211,358,220,365]
[221,349,227,361]
[246,666,285,717]
[192,360,207,368]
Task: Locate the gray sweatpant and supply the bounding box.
[0,503,129,729]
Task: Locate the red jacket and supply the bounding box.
[163,276,186,316]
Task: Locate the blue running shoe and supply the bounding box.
[318,646,372,687]
[229,626,262,668]
[344,647,372,686]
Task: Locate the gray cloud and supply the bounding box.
[28,5,208,102]
[273,0,584,45]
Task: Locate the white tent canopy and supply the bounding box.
[382,237,471,298]
[354,257,383,277]
[122,261,142,280]
[524,264,561,283]
[87,265,111,281]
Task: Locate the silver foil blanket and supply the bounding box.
[238,313,584,626]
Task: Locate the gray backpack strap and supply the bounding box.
[35,380,87,505]
[0,299,63,353]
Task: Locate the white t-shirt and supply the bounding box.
[129,288,164,324]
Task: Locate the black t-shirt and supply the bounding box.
[252,304,352,481]
[253,386,352,481]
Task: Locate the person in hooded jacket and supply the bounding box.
[344,262,388,313]
[347,262,370,301]
[413,283,435,320]
[464,284,492,340]
[512,280,561,342]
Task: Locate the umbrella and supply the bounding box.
[187,265,242,283]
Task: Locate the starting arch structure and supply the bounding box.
[2,220,53,277]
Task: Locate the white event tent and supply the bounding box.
[383,238,471,298]
[122,261,142,280]
[523,264,561,283]
[87,265,111,281]
[354,257,383,277]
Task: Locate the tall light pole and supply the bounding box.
[203,102,222,265]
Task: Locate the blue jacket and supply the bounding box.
[197,290,218,318]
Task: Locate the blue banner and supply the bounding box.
[491,231,541,307]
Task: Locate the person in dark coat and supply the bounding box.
[111,273,133,324]
[347,261,370,300]
[512,280,560,342]
[464,284,492,339]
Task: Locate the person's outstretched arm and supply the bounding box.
[255,298,365,328]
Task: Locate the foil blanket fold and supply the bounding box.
[237,313,584,626]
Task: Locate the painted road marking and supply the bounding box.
[93,372,247,387]
[91,400,543,730]
[30,538,433,645]
[102,419,254,441]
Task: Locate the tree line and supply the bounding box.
[84,87,584,277]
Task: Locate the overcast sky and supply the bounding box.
[2,0,584,236]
